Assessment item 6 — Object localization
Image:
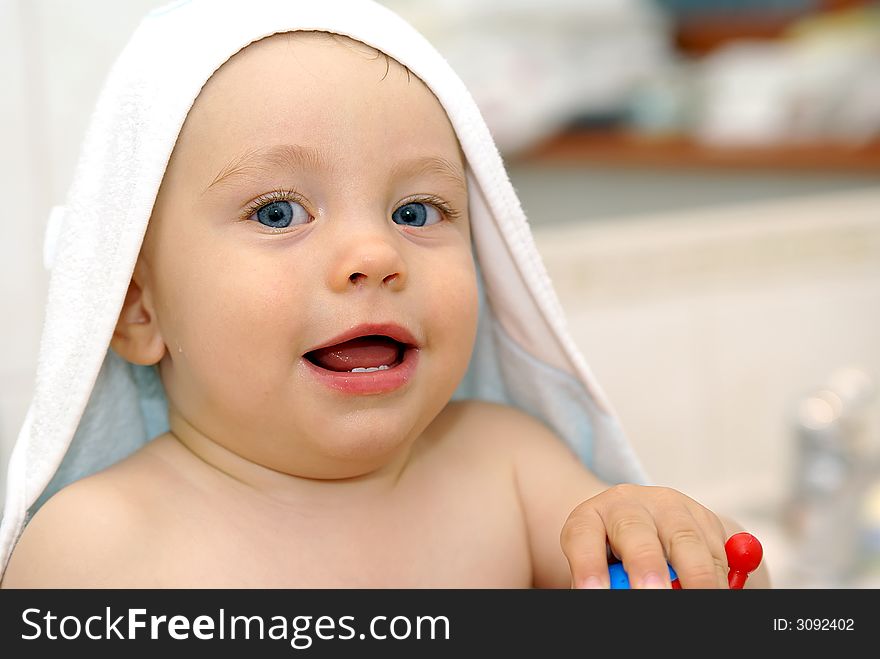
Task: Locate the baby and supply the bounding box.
[0,2,768,589]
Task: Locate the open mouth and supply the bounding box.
[304,335,409,373]
[302,324,420,395]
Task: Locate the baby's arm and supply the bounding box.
[505,406,770,589]
[1,477,150,588]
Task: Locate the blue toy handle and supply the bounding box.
[608,563,679,589]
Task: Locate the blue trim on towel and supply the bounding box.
[452,258,596,468]
[30,352,152,514]
[131,364,170,440]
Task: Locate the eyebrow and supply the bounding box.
[201,143,466,196]
[201,144,327,196]
[390,154,467,191]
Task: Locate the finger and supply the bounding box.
[692,506,730,588]
[560,504,612,589]
[661,509,727,589]
[604,504,672,589]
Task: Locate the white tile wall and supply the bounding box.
[535,189,880,495]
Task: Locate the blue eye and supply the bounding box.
[392,202,441,227]
[251,199,310,228]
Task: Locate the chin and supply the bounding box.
[301,437,410,480]
[301,406,423,461]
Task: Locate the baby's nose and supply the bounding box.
[329,230,406,292]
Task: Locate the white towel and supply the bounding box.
[0,0,648,577]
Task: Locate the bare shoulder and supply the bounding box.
[439,398,571,454]
[1,466,155,588]
[436,399,605,528]
[443,399,607,588]
[441,399,599,478]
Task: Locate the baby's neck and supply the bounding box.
[162,413,416,510]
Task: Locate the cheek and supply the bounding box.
[155,245,305,377]
[427,252,479,351]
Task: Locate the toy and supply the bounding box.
[608,532,762,589]
[724,531,763,589]
[608,562,681,589]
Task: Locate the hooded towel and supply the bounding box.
[0,0,648,577]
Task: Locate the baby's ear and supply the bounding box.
[110,263,166,365]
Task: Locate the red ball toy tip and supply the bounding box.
[725,532,763,574]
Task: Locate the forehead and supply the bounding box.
[173,32,463,184]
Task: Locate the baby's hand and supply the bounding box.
[561,484,729,589]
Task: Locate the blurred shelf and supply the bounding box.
[674,10,806,55]
[669,1,872,55]
[515,130,880,174]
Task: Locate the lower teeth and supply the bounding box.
[349,365,391,373]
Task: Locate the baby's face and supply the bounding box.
[140,32,477,477]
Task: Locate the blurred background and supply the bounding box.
[2,0,880,587]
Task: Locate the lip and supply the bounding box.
[304,323,419,353]
[302,323,420,395]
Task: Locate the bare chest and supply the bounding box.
[145,474,532,588]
